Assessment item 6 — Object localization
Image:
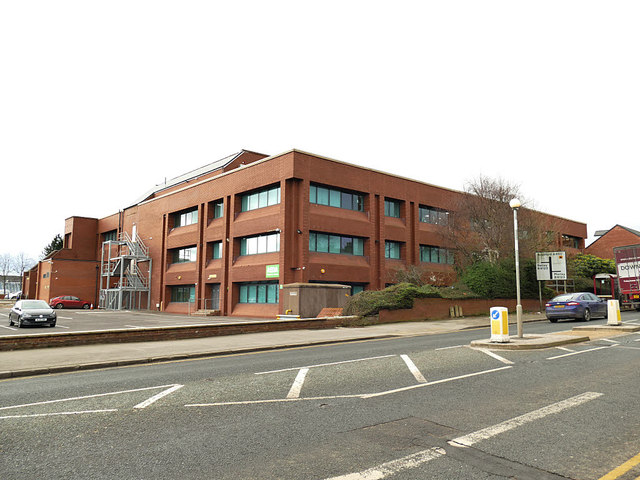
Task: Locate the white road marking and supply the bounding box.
[186,367,512,407]
[0,409,118,420]
[599,338,619,344]
[57,316,73,320]
[471,347,514,365]
[555,346,575,352]
[286,368,309,399]
[55,325,70,329]
[0,384,183,411]
[634,338,640,342]
[186,394,363,407]
[133,384,184,409]
[255,355,396,375]
[400,355,427,383]
[435,345,465,351]
[0,325,17,331]
[450,391,603,447]
[325,392,603,480]
[326,447,447,480]
[361,366,512,399]
[0,313,8,317]
[547,345,614,360]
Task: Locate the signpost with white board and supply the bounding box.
[536,252,567,310]
[536,251,567,281]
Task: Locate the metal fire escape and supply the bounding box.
[99,231,152,310]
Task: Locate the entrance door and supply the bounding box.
[211,284,220,310]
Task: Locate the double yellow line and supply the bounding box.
[599,451,640,480]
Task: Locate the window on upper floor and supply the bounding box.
[384,198,402,218]
[310,183,364,212]
[309,232,365,256]
[420,245,455,265]
[211,199,224,219]
[240,185,281,212]
[385,240,402,259]
[419,205,449,226]
[102,230,118,242]
[562,234,581,249]
[240,232,280,256]
[211,241,223,259]
[173,208,198,228]
[172,246,197,263]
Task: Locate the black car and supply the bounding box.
[9,300,57,328]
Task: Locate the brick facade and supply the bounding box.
[585,225,640,259]
[26,149,588,317]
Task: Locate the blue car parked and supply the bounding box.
[545,292,608,323]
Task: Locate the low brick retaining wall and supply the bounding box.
[0,316,361,351]
[378,297,542,323]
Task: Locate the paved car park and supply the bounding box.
[0,307,261,336]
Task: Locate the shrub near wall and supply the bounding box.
[343,283,441,317]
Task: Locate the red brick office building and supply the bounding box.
[585,225,640,260]
[24,149,587,317]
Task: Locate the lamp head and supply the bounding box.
[509,198,521,209]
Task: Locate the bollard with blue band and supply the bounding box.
[490,306,510,343]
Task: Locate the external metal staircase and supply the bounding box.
[99,231,152,310]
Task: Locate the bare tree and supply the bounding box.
[0,254,12,295]
[12,252,36,277]
[444,175,560,269]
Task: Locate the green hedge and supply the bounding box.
[343,282,479,317]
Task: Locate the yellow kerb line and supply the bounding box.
[598,451,640,480]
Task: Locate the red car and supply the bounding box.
[49,295,92,309]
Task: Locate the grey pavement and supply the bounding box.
[0,312,607,379]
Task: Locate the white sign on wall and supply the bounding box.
[536,251,567,281]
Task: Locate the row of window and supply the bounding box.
[170,184,450,230]
[240,232,280,256]
[171,282,367,305]
[309,232,365,256]
[420,245,455,265]
[239,282,280,304]
[241,185,281,212]
[171,237,454,264]
[310,184,365,212]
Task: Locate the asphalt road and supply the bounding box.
[2,313,640,479]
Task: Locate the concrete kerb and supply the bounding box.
[572,324,640,333]
[470,322,640,350]
[470,334,590,350]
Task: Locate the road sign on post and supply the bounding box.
[536,252,567,281]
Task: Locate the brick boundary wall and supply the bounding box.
[378,297,543,323]
[0,316,361,351]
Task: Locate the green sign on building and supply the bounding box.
[266,264,280,278]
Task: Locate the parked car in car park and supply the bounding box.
[545,292,608,323]
[7,291,22,300]
[49,295,92,309]
[9,300,57,327]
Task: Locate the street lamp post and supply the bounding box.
[509,198,523,338]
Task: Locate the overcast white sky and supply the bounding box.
[1,1,638,263]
